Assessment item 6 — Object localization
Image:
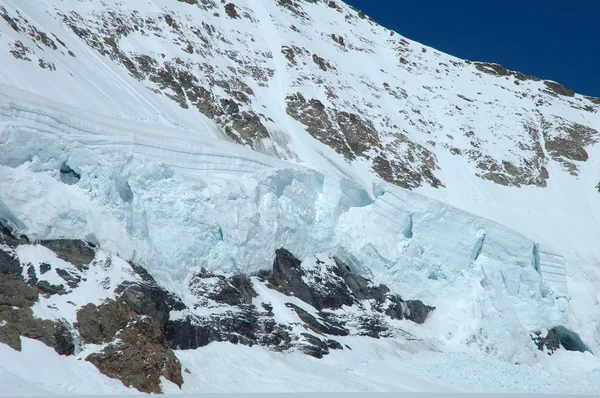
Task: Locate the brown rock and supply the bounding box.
[76,300,136,344]
[86,318,183,393]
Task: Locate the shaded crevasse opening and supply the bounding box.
[532,243,541,274]
[471,230,486,261]
[553,326,592,353]
[403,214,413,239]
[60,162,81,185]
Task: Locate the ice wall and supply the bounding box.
[0,91,569,361]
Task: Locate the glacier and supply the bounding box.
[0,85,572,366]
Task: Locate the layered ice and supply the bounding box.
[0,87,577,365]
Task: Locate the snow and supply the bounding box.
[0,0,599,394]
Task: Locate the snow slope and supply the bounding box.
[0,0,599,394]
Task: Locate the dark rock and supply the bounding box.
[36,280,67,296]
[0,275,38,307]
[55,268,81,289]
[0,248,21,276]
[39,263,51,274]
[0,306,55,351]
[325,339,343,350]
[268,248,354,310]
[86,318,183,393]
[224,3,240,19]
[53,320,75,356]
[405,300,435,324]
[300,333,329,358]
[332,257,388,303]
[26,264,38,285]
[532,326,591,354]
[385,295,435,324]
[40,239,95,269]
[0,223,26,248]
[0,275,71,354]
[115,281,170,330]
[286,303,349,336]
[543,81,575,97]
[357,315,389,338]
[532,328,560,354]
[166,317,219,349]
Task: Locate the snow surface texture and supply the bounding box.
[0,0,599,394]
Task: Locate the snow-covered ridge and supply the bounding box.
[0,0,598,191]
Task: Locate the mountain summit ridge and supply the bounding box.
[0,0,598,190]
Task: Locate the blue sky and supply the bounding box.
[345,0,600,97]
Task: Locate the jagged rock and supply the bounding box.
[53,320,75,356]
[286,303,349,336]
[268,248,354,310]
[115,281,171,330]
[531,328,560,354]
[0,248,21,276]
[40,239,95,269]
[0,307,55,351]
[55,268,81,289]
[35,280,67,296]
[0,275,74,354]
[39,263,51,274]
[325,338,343,350]
[166,317,219,350]
[0,275,38,307]
[543,81,575,97]
[331,257,388,303]
[76,300,136,344]
[385,295,435,324]
[405,300,435,324]
[300,333,329,358]
[357,314,390,338]
[531,326,591,355]
[86,318,183,393]
[0,223,27,248]
[128,261,186,312]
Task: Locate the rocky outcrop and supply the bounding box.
[0,221,433,390]
[40,239,95,270]
[167,248,434,356]
[531,326,592,355]
[0,274,75,354]
[0,247,21,275]
[87,318,183,394]
[76,300,136,344]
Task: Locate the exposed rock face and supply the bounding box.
[0,248,21,275]
[87,318,183,394]
[0,274,75,354]
[0,221,433,391]
[76,300,136,344]
[40,239,95,269]
[167,248,434,355]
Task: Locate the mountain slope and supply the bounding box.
[0,0,600,394]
